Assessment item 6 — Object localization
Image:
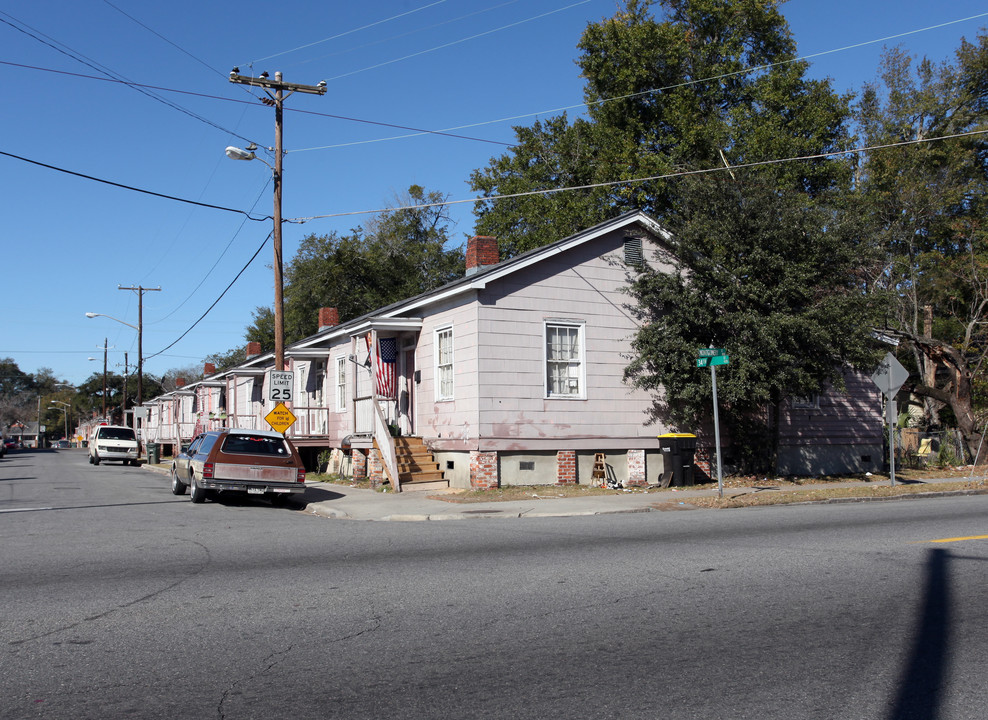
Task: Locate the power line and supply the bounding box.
[0,60,512,148]
[0,12,259,146]
[321,0,592,83]
[290,0,525,69]
[0,149,273,221]
[292,128,988,222]
[290,10,988,152]
[146,232,272,361]
[247,0,453,65]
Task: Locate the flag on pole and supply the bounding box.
[366,335,398,399]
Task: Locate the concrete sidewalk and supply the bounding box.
[143,463,987,521]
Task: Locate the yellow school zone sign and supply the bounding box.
[264,402,297,434]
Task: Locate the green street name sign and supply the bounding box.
[698,348,727,357]
[697,355,730,368]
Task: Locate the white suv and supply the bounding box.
[89,425,140,466]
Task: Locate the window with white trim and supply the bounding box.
[335,356,346,412]
[545,322,585,398]
[792,394,820,410]
[436,327,454,401]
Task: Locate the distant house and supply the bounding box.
[7,421,40,448]
[140,210,884,488]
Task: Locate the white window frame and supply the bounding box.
[312,360,325,406]
[435,326,454,402]
[792,394,820,410]
[544,320,586,399]
[335,356,346,413]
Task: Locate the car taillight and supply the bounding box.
[203,462,214,479]
[297,468,306,483]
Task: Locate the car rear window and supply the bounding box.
[221,435,289,456]
[98,428,136,441]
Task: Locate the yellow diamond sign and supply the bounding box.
[265,402,297,433]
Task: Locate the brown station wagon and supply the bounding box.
[170,428,306,504]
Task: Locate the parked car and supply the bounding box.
[4,438,19,452]
[170,428,306,504]
[55,439,70,449]
[89,425,140,466]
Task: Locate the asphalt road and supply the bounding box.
[3,449,988,719]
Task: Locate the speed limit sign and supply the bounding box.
[269,371,294,403]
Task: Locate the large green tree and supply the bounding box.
[0,358,36,428]
[471,0,881,471]
[857,36,988,460]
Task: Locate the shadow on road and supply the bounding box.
[887,548,951,720]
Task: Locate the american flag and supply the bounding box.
[367,335,398,399]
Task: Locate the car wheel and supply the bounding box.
[92,454,100,466]
[171,466,187,495]
[190,473,207,504]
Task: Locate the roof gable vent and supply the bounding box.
[624,236,644,266]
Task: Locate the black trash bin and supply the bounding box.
[659,433,697,487]
[147,442,160,465]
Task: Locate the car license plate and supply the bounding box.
[247,487,265,495]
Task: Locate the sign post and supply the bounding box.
[871,352,909,486]
[696,348,730,497]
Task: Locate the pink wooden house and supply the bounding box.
[140,210,884,488]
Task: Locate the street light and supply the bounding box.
[86,309,146,411]
[49,400,70,441]
[225,140,286,372]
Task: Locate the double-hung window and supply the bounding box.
[335,356,346,412]
[545,321,585,398]
[436,327,454,401]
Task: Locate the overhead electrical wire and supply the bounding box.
[151,178,273,324]
[292,128,988,222]
[145,232,273,361]
[321,0,592,83]
[0,149,273,221]
[0,12,260,147]
[5,10,985,155]
[290,0,525,68]
[247,0,452,65]
[0,60,512,148]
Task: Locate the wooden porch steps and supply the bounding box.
[394,436,448,492]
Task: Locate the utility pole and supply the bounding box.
[118,285,161,406]
[102,338,108,419]
[228,69,326,372]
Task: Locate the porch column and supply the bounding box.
[627,449,647,487]
[556,450,577,485]
[352,448,367,481]
[368,448,384,489]
[470,450,499,490]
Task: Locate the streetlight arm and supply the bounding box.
[86,312,138,330]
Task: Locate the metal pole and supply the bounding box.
[137,290,143,406]
[888,398,896,487]
[273,72,285,373]
[102,337,108,419]
[711,364,724,498]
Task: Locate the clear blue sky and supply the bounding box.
[2,0,986,388]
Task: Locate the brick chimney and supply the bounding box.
[318,307,339,332]
[176,377,186,388]
[466,236,499,276]
[204,363,216,376]
[246,341,262,358]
